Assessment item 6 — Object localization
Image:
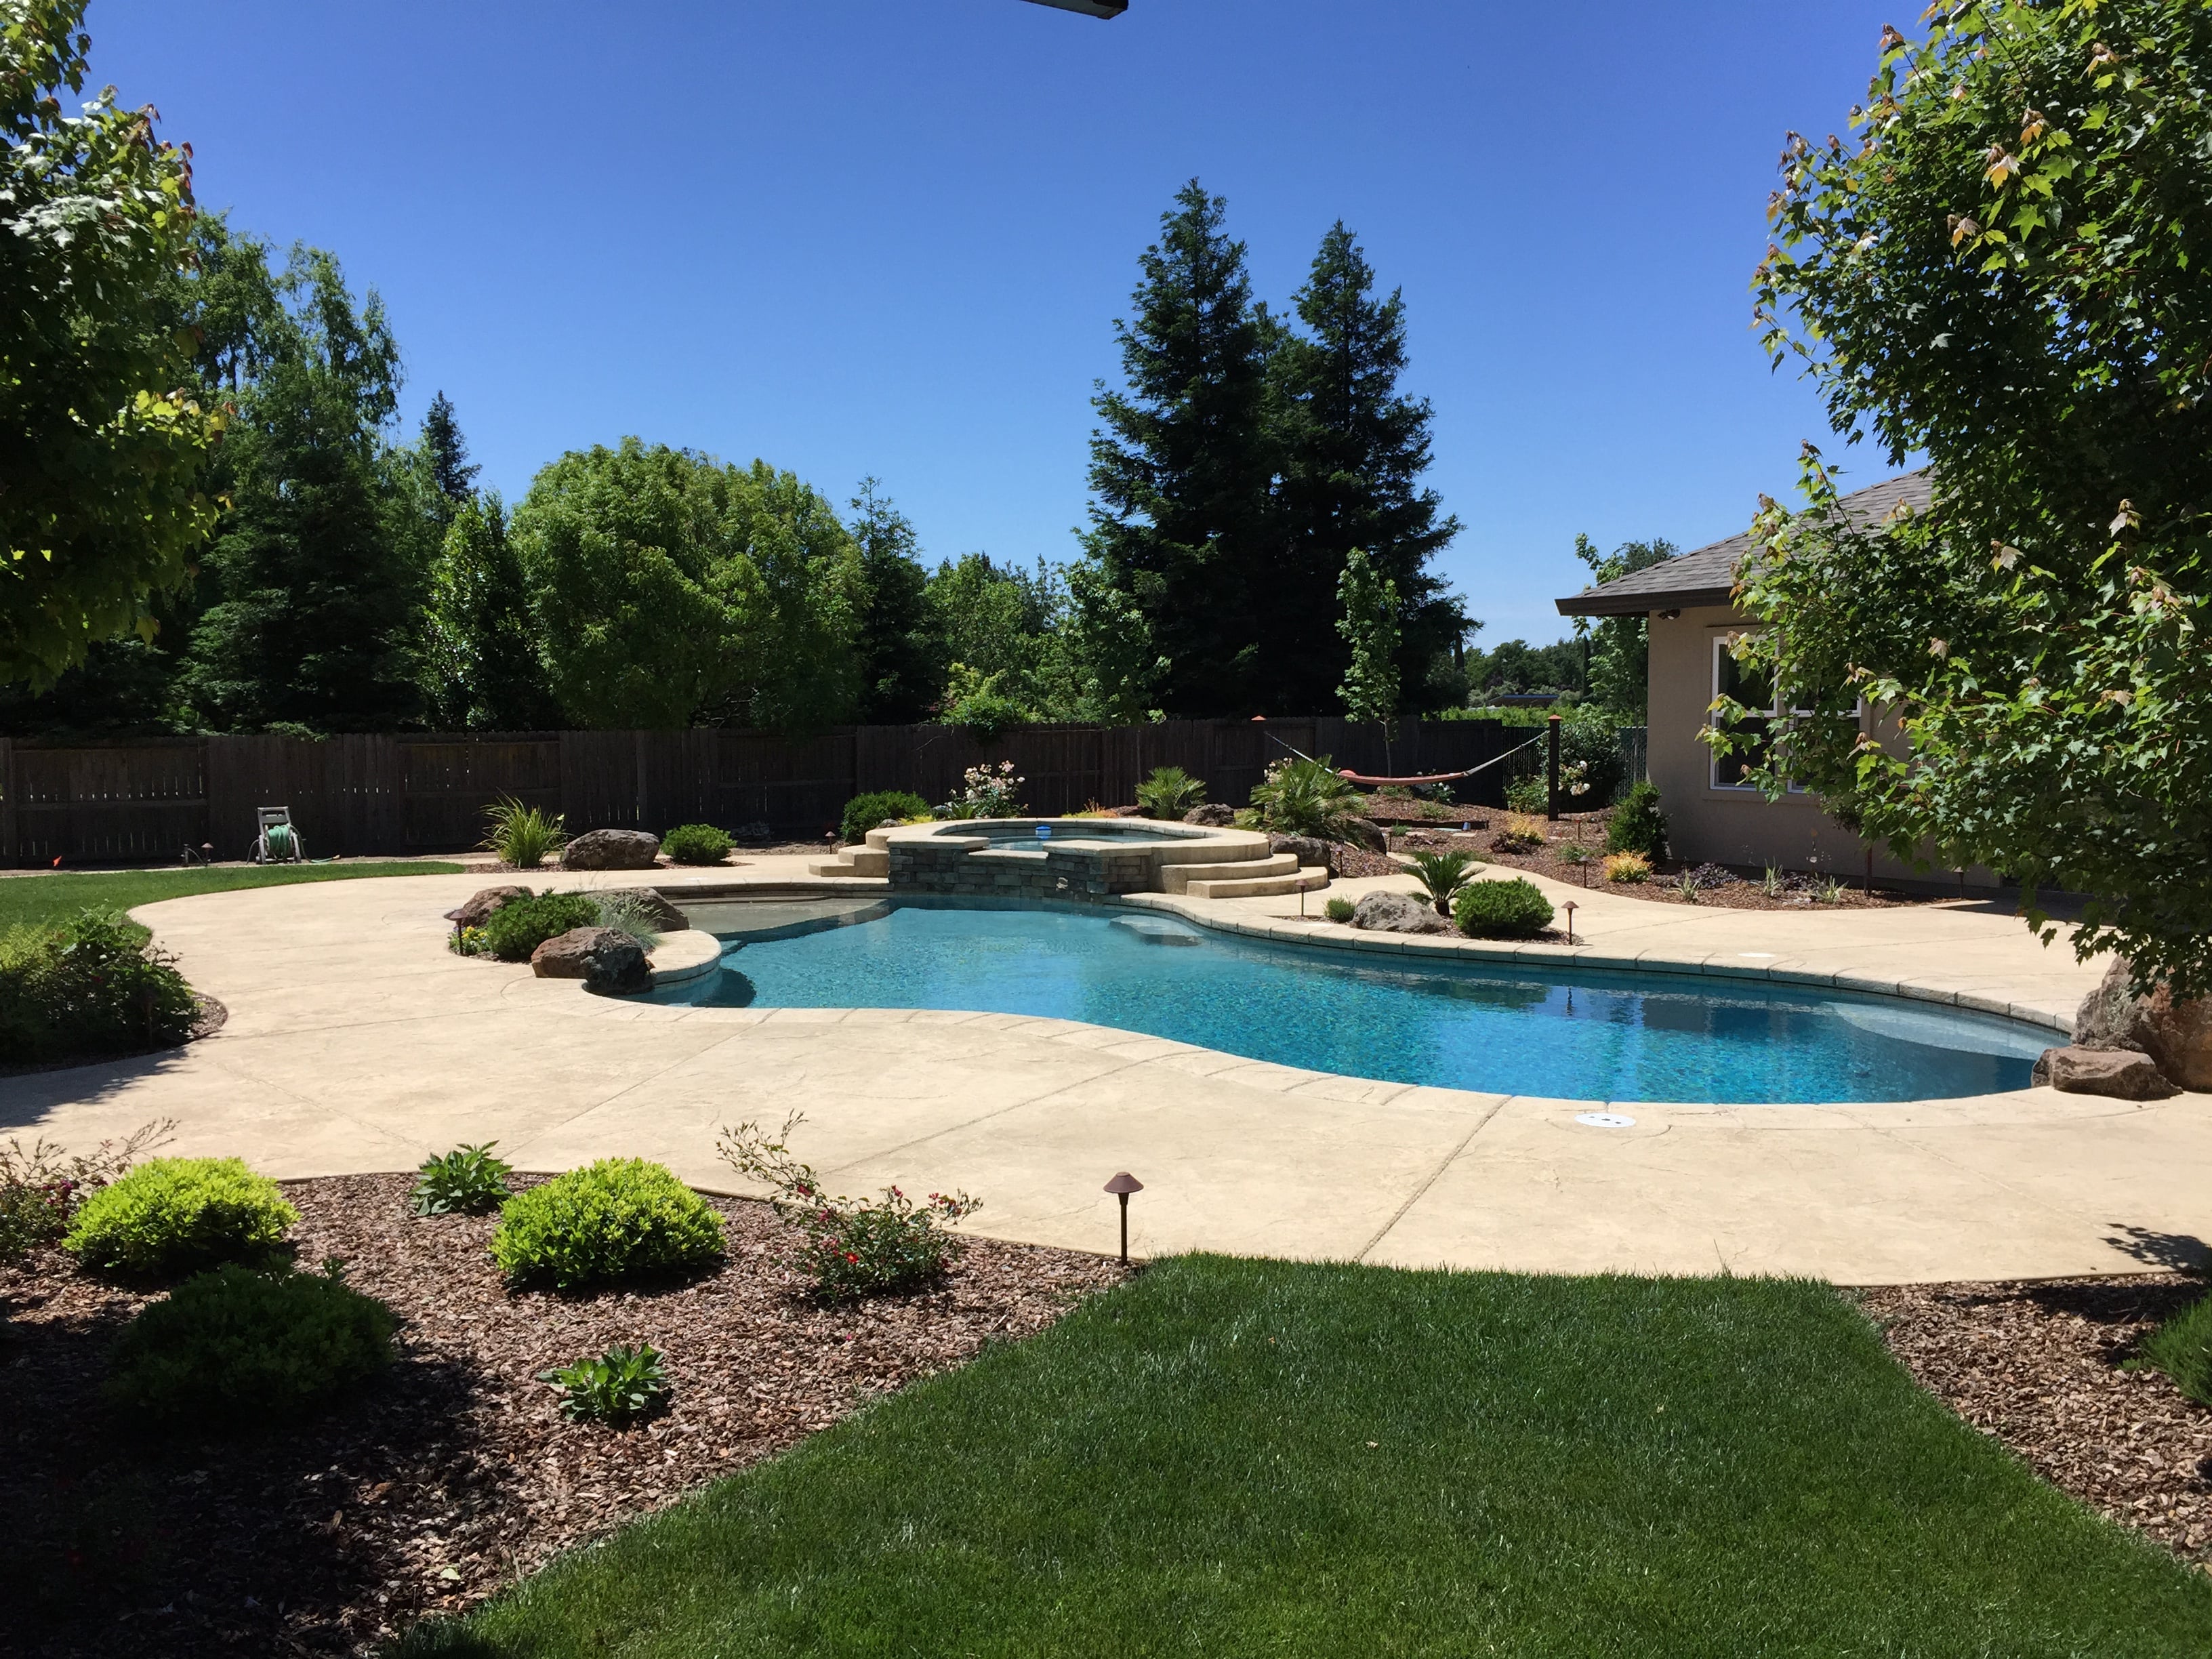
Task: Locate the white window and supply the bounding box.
[1710,635,1863,794]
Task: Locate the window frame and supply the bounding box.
[1708,632,1864,794]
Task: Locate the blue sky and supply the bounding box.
[96,0,1898,648]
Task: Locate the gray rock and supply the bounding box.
[444,884,529,929]
[1269,833,1334,875]
[1183,803,1237,827]
[1350,890,1454,935]
[559,828,661,871]
[2039,1044,2178,1101]
[590,886,687,931]
[1336,816,1389,854]
[529,926,651,995]
[2074,959,2212,1091]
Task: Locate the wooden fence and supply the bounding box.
[0,718,1515,867]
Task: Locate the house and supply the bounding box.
[1552,470,1995,891]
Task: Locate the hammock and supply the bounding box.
[1267,729,1547,788]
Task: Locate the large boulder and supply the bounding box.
[444,884,529,929]
[560,828,661,872]
[1183,803,1236,827]
[1269,833,1334,876]
[529,926,651,995]
[2034,1044,2179,1101]
[2074,960,2212,1091]
[1336,816,1389,855]
[590,886,687,931]
[1351,890,1454,936]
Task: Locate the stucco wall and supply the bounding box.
[1645,606,1999,889]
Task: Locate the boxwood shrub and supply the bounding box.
[104,1263,395,1431]
[1607,781,1669,859]
[660,823,734,866]
[64,1156,298,1277]
[1453,877,1555,940]
[490,1159,724,1290]
[483,892,601,962]
[839,790,930,847]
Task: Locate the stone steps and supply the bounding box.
[807,846,888,878]
[1159,853,1300,893]
[1183,865,1330,900]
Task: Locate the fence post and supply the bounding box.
[1546,713,1561,820]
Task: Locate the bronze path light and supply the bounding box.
[1103,1171,1143,1263]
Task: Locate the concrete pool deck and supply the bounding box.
[4,859,2206,1285]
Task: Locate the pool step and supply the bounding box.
[1182,865,1330,900]
[808,846,888,878]
[1160,853,1300,894]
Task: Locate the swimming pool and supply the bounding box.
[655,901,2053,1104]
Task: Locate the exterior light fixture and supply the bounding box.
[1103,1170,1143,1262]
[1563,899,1578,944]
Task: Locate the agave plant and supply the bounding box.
[1134,765,1206,820]
[1248,756,1363,840]
[1407,850,1477,916]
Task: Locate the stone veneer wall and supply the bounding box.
[888,840,1157,901]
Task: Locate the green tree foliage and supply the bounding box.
[1736,1,2212,989]
[176,244,427,732]
[1277,224,1466,713]
[515,439,862,733]
[1570,535,1676,717]
[0,0,226,689]
[419,390,478,511]
[421,493,552,729]
[1081,180,1279,715]
[848,479,940,723]
[1335,548,1400,728]
[1465,638,1582,699]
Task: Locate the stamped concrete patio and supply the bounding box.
[5,859,2206,1284]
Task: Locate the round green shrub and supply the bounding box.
[1557,710,1626,806]
[0,910,200,1063]
[104,1264,394,1430]
[491,1159,724,1290]
[840,790,930,847]
[660,823,734,866]
[64,1156,298,1277]
[2137,1293,2212,1408]
[1606,781,1669,859]
[1452,877,1556,940]
[483,891,601,962]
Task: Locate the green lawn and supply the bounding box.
[0,862,464,930]
[400,1256,2212,1658]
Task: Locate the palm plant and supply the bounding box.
[1247,756,1363,840]
[481,797,567,869]
[1407,850,1477,916]
[1134,766,1207,819]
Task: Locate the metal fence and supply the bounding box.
[1618,725,1649,788]
[0,716,1521,867]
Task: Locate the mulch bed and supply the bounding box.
[0,996,227,1081]
[1860,1273,2212,1567]
[0,1174,1128,1658]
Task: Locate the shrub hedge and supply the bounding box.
[0,911,199,1064]
[64,1156,298,1277]
[490,1159,724,1290]
[104,1263,395,1430]
[1453,878,1555,939]
[840,791,930,847]
[483,892,601,962]
[1607,781,1669,859]
[660,823,733,866]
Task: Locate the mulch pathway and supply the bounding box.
[0,1174,1128,1658]
[1860,1273,2212,1567]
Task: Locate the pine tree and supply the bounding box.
[178,250,426,733]
[1273,222,1465,714]
[419,391,480,524]
[848,480,941,723]
[422,494,552,729]
[1080,180,1279,715]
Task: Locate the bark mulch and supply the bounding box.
[0,1173,1129,1658]
[1859,1272,2212,1568]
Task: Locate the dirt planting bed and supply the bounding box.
[1860,1272,2212,1568]
[0,1173,1128,1658]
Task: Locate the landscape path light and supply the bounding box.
[1563,899,1578,945]
[1103,1171,1143,1263]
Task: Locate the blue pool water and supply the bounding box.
[656,902,2052,1104]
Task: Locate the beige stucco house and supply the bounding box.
[1553,470,1998,893]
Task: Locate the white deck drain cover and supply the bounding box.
[1575,1111,1637,1129]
